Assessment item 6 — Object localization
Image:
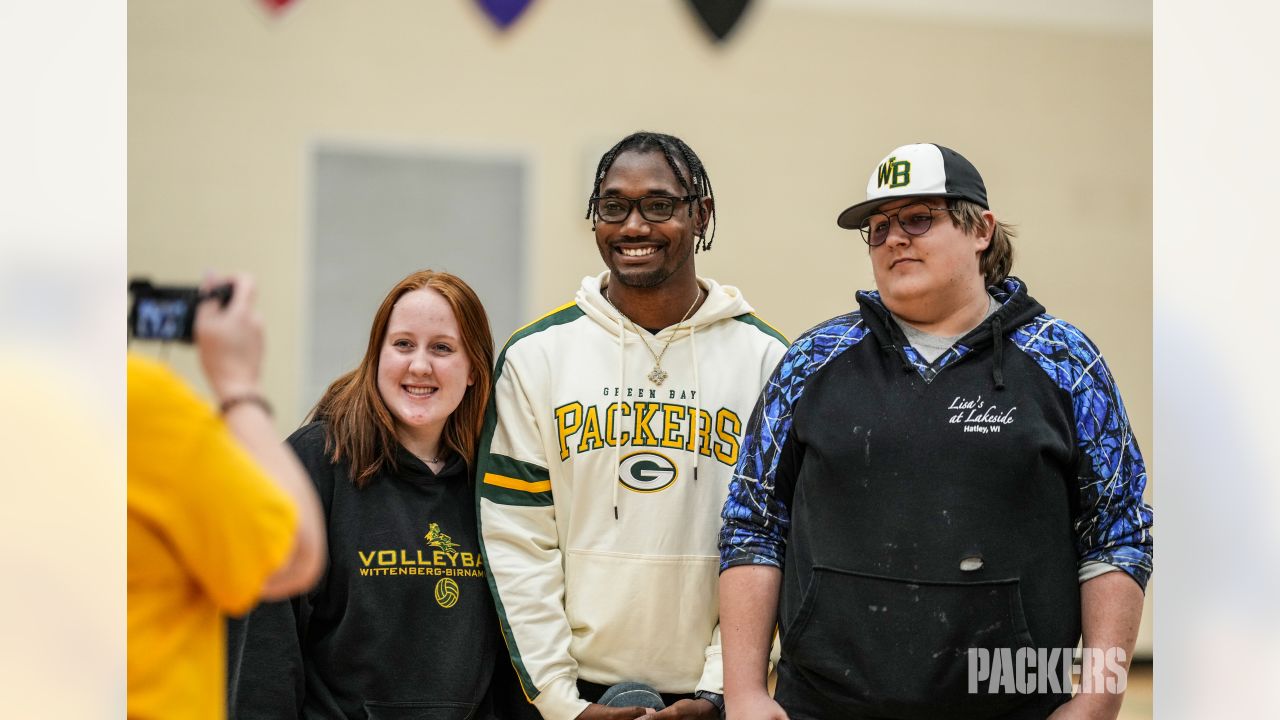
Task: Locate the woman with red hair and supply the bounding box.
[229,270,530,719]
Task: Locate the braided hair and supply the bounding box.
[585,131,718,252]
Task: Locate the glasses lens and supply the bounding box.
[862,214,890,246]
[899,204,935,236]
[595,197,631,222]
[639,196,677,221]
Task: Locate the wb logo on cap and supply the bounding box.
[877,157,911,188]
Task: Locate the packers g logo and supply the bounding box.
[434,578,460,608]
[618,451,678,493]
[877,156,912,188]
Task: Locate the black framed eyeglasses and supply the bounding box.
[590,194,698,223]
[859,203,951,247]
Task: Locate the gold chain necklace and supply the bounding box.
[607,285,701,386]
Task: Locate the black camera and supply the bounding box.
[128,279,233,343]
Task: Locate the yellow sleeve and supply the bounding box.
[127,354,298,615]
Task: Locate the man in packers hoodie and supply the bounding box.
[477,132,787,720]
[719,143,1153,720]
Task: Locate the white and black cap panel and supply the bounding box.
[836,142,989,229]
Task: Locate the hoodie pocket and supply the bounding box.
[781,566,1036,719]
[362,700,478,720]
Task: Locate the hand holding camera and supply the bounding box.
[194,273,265,408]
[128,279,232,344]
[130,273,268,412]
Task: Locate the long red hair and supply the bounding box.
[309,270,495,487]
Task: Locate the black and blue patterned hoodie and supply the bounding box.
[719,277,1153,719]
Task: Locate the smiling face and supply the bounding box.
[375,288,474,448]
[869,195,992,316]
[594,149,708,290]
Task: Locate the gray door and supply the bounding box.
[304,144,526,417]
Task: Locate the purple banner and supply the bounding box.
[476,0,534,31]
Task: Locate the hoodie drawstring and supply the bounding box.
[613,312,624,520]
[879,336,914,374]
[690,324,701,483]
[992,315,1006,391]
[602,279,714,517]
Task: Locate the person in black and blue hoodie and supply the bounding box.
[718,143,1153,720]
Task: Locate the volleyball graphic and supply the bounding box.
[434,578,460,608]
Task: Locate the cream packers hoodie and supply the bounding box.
[477,272,786,720]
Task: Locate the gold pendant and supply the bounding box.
[648,366,668,386]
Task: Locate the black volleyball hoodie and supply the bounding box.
[227,422,530,720]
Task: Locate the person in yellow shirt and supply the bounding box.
[128,273,326,720]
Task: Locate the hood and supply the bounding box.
[576,271,755,336]
[855,277,1044,391]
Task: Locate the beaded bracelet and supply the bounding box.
[219,394,274,417]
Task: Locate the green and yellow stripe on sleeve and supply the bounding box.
[480,454,552,507]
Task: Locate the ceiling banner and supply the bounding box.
[686,0,752,43]
[476,0,535,31]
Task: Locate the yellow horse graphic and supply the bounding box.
[424,523,459,556]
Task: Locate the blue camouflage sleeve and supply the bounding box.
[719,313,868,572]
[1015,317,1154,590]
[718,349,803,571]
